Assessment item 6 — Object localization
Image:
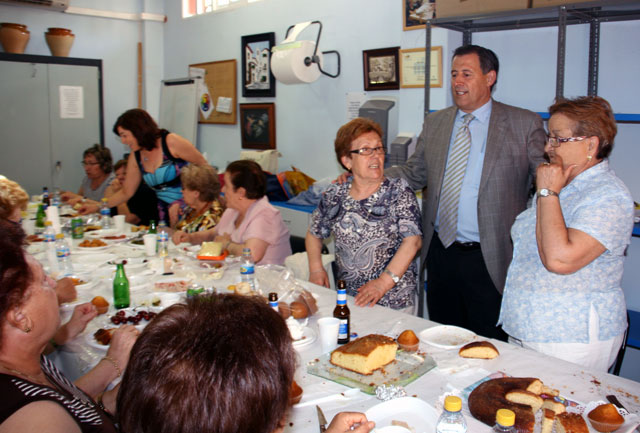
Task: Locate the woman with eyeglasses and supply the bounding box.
[61,144,115,205]
[499,96,633,371]
[306,118,422,313]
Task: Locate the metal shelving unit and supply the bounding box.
[422,0,640,122]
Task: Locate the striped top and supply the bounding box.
[0,356,116,432]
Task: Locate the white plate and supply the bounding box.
[292,327,317,350]
[74,253,117,267]
[418,325,476,349]
[86,229,118,238]
[76,244,112,252]
[364,397,438,433]
[153,277,193,292]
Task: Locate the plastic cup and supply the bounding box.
[317,317,340,353]
[113,215,126,233]
[143,234,157,256]
[22,218,35,235]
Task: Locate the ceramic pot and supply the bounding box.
[47,27,72,35]
[0,23,30,54]
[45,32,75,57]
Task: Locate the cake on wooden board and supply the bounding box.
[458,341,499,359]
[468,377,544,433]
[330,334,398,375]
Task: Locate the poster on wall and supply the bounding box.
[241,32,276,98]
[403,0,435,31]
[239,103,276,149]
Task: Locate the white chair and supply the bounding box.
[284,251,335,289]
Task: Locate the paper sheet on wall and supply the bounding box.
[346,92,367,121]
[189,67,214,119]
[215,97,233,114]
[59,86,84,119]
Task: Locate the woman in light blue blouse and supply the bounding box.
[499,96,633,371]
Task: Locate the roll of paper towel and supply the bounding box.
[271,40,323,84]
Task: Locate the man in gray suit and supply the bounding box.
[386,45,545,340]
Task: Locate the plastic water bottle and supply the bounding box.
[52,188,61,207]
[100,198,111,229]
[158,230,169,257]
[493,409,516,433]
[55,233,73,276]
[240,248,256,291]
[43,221,58,273]
[436,396,467,433]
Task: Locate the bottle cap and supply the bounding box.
[101,198,108,203]
[496,409,515,426]
[45,221,52,226]
[55,233,64,239]
[444,395,462,412]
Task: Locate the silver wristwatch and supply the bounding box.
[537,188,559,198]
[384,269,400,284]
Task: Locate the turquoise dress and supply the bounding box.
[135,130,187,223]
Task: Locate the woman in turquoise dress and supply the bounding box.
[79,109,208,227]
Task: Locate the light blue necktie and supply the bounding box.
[438,113,474,248]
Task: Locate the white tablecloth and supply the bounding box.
[31,226,640,433]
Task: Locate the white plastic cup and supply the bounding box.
[143,234,157,256]
[317,317,340,353]
[22,218,36,235]
[113,215,126,233]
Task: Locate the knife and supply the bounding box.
[316,405,328,433]
[606,394,628,412]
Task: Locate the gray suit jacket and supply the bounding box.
[386,100,546,293]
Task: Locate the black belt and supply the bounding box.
[451,240,481,251]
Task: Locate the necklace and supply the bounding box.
[0,362,47,386]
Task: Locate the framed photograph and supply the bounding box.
[362,47,400,91]
[239,103,276,149]
[403,0,435,31]
[399,46,443,88]
[241,32,276,98]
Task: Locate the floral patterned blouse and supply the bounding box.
[175,199,224,233]
[499,160,633,343]
[309,177,422,309]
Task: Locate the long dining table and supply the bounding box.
[27,217,640,433]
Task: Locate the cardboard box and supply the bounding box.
[436,0,530,18]
[532,0,598,7]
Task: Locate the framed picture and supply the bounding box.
[403,0,435,31]
[362,47,400,91]
[399,46,443,88]
[241,32,276,98]
[239,103,276,149]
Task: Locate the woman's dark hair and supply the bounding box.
[83,144,113,174]
[117,294,296,433]
[226,160,266,200]
[548,96,617,159]
[334,117,383,171]
[453,44,500,92]
[0,219,31,346]
[114,159,128,172]
[180,164,221,203]
[113,109,165,151]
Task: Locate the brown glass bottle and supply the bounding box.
[333,280,350,344]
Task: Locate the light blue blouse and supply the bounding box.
[499,160,633,343]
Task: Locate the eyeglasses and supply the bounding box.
[349,146,386,156]
[81,161,100,166]
[545,133,587,148]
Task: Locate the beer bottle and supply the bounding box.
[333,280,350,344]
[268,292,279,312]
[35,204,46,228]
[113,263,130,309]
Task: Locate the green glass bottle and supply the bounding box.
[35,204,46,228]
[113,263,130,309]
[148,220,157,234]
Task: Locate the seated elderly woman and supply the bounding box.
[104,159,159,226]
[117,293,374,433]
[0,219,139,432]
[171,164,224,242]
[308,118,422,313]
[174,160,291,265]
[499,96,634,372]
[61,144,115,205]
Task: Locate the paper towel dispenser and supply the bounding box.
[271,21,340,84]
[358,98,398,150]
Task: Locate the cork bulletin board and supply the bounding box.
[190,59,237,124]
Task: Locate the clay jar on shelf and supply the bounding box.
[0,23,30,54]
[45,27,74,57]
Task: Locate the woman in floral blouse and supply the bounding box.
[499,96,633,371]
[306,118,422,314]
[172,164,224,241]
